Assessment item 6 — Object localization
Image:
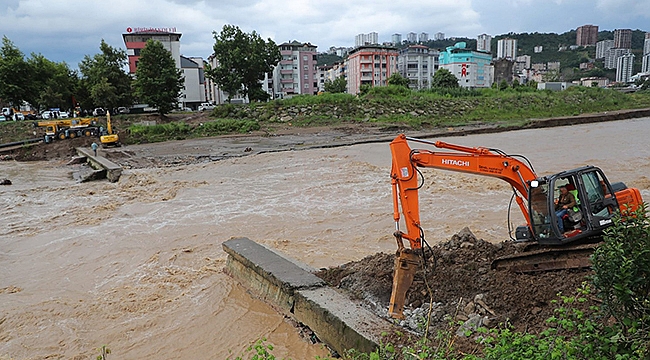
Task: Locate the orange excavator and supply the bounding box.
[388,134,643,319]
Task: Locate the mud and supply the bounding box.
[316,228,595,338]
[1,117,648,359]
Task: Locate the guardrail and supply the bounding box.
[0,138,43,151]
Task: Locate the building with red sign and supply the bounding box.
[122,27,205,109]
[439,42,493,88]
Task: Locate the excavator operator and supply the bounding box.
[555,185,576,233]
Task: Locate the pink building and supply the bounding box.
[346,45,398,94]
[273,41,318,98]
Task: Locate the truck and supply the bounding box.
[35,118,100,142]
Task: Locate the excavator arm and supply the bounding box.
[388,134,539,318]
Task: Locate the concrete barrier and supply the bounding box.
[222,237,394,355]
[75,147,122,182]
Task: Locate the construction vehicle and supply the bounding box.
[99,110,119,147]
[388,134,643,319]
[35,118,100,142]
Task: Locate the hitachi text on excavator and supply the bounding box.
[388,134,643,319]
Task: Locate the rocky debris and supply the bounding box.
[66,156,87,165]
[72,166,106,183]
[316,227,597,341]
[0,178,11,185]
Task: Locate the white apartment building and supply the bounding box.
[477,34,491,52]
[643,53,650,74]
[605,48,631,69]
[497,38,517,59]
[596,40,614,59]
[355,32,379,47]
[392,33,402,45]
[616,53,635,83]
[418,32,429,43]
[434,32,445,41]
[407,32,417,43]
[397,45,439,90]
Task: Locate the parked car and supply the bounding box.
[0,115,6,122]
[93,108,106,116]
[14,113,25,121]
[198,102,215,111]
[116,107,130,114]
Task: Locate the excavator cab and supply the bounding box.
[526,166,623,245]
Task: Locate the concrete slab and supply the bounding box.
[222,237,397,356]
[295,287,393,355]
[75,147,122,182]
[223,237,325,292]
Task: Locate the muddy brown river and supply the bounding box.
[1,118,649,359]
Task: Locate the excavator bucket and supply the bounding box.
[388,250,421,319]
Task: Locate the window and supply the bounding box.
[304,65,308,70]
[304,74,309,79]
[374,63,380,68]
[303,55,308,61]
[304,83,309,88]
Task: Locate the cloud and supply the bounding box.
[0,0,647,69]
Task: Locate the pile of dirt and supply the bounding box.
[316,228,596,339]
[2,137,96,161]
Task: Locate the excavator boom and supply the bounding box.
[387,134,642,319]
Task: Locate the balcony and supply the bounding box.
[280,69,293,75]
[280,78,293,84]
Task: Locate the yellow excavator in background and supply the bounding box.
[99,110,120,147]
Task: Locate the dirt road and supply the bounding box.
[1,118,649,359]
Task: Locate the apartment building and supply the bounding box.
[355,32,379,47]
[477,34,492,53]
[204,53,255,104]
[418,32,429,43]
[496,38,517,59]
[273,41,318,98]
[642,54,650,74]
[407,32,417,43]
[397,45,439,90]
[576,25,598,46]
[616,53,635,83]
[596,39,614,59]
[604,48,631,69]
[392,33,402,45]
[434,32,445,41]
[439,42,493,88]
[614,29,632,49]
[346,45,398,94]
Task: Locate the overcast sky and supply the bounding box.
[1,0,649,69]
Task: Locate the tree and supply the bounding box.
[27,54,78,111]
[431,68,459,88]
[591,206,650,357]
[78,39,132,111]
[324,77,346,93]
[133,39,184,115]
[0,36,31,108]
[387,73,409,88]
[207,25,281,102]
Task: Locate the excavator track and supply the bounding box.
[491,242,598,273]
